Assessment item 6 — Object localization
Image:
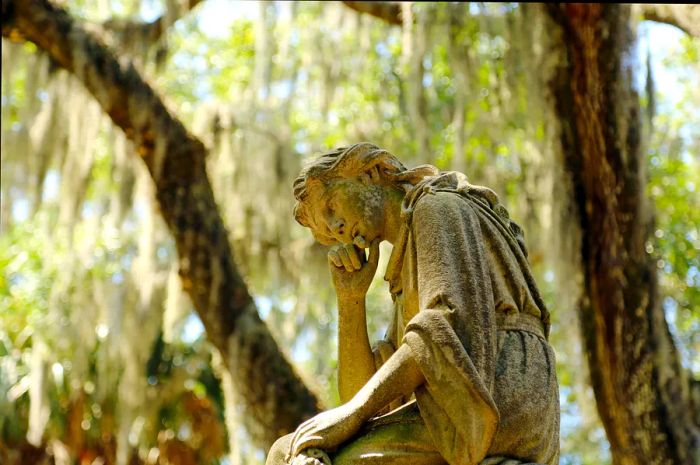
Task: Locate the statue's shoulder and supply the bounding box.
[410,189,477,228]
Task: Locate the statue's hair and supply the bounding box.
[293,142,437,227]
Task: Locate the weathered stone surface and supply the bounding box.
[268,143,560,465]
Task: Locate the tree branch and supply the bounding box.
[637,4,700,38]
[101,0,205,45]
[342,1,402,26]
[1,0,320,449]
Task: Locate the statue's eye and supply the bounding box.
[331,193,347,214]
[326,197,340,218]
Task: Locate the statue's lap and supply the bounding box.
[266,403,445,465]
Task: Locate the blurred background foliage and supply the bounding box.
[1,2,698,465]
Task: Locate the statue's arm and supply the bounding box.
[350,343,424,419]
[287,343,424,458]
[330,239,383,403]
[337,295,375,403]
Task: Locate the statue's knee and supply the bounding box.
[266,433,293,465]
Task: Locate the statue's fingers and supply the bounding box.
[356,244,368,265]
[368,238,381,267]
[289,423,311,458]
[290,418,317,453]
[292,436,324,458]
[344,243,362,270]
[336,247,355,272]
[288,432,299,459]
[298,417,316,429]
[353,234,367,249]
[327,250,342,268]
[296,421,322,443]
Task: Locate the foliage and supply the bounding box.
[1,2,697,464]
[647,30,700,374]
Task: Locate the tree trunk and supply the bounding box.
[546,4,699,464]
[1,0,320,450]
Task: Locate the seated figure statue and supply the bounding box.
[266,143,560,465]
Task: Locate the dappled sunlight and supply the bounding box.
[1,2,698,464]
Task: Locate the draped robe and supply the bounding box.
[369,172,559,465]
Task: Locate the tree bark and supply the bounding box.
[1,0,320,450]
[546,4,700,464]
[342,1,402,26]
[101,0,205,44]
[636,4,700,38]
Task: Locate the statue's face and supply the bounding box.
[304,177,387,246]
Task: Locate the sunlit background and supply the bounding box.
[1,2,698,465]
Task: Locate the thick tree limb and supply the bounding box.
[342,1,402,26]
[637,4,700,38]
[1,0,320,449]
[340,2,700,37]
[102,0,205,45]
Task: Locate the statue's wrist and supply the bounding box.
[346,395,372,423]
[337,294,366,307]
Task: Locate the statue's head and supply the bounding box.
[293,142,436,245]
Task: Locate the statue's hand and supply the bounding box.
[288,448,331,465]
[328,237,381,301]
[287,401,366,459]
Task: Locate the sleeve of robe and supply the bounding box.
[402,191,500,465]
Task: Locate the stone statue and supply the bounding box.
[266,143,560,465]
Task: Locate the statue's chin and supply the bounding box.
[289,448,332,465]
